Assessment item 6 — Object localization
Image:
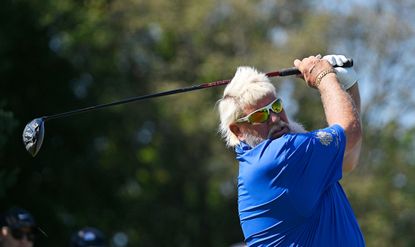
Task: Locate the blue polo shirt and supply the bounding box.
[235,125,365,247]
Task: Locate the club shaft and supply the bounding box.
[43,59,353,121]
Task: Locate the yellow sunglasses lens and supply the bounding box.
[272,99,282,113]
[248,109,269,123]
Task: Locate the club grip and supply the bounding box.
[268,58,354,77]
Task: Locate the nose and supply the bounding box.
[268,111,280,123]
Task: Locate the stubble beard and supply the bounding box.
[242,119,306,148]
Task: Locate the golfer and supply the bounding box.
[217,55,364,246]
[0,207,43,247]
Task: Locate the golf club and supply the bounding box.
[23,59,353,157]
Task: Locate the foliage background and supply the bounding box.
[1,0,415,246]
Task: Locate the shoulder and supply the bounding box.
[236,125,345,162]
[311,125,345,147]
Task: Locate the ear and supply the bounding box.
[229,123,244,141]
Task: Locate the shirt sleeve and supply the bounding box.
[285,124,346,216]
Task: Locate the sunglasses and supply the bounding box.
[10,228,36,242]
[236,98,283,124]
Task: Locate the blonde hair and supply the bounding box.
[217,66,277,147]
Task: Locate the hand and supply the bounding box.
[294,55,334,88]
[323,54,358,90]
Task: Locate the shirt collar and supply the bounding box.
[235,141,252,154]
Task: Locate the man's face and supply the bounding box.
[235,94,291,146]
[1,227,34,247]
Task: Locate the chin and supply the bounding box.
[242,133,264,147]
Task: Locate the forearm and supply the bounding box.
[318,74,361,140]
[346,83,361,118]
[344,83,362,171]
[319,78,362,171]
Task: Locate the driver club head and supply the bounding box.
[22,118,45,157]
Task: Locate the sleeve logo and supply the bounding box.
[316,131,333,146]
